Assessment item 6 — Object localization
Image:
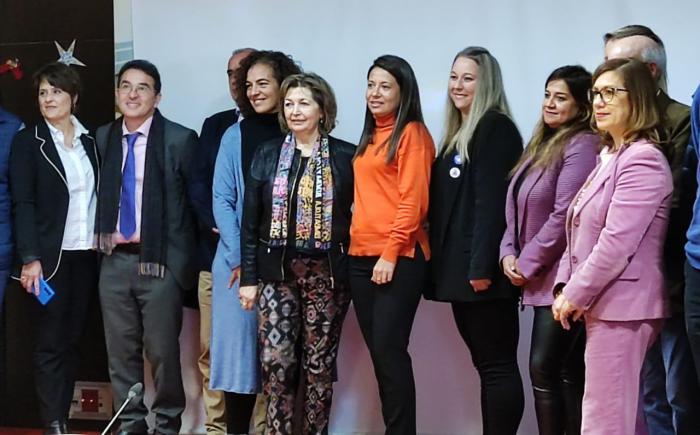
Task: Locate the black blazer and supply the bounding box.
[190,108,239,271]
[240,135,355,287]
[9,121,100,280]
[427,110,522,302]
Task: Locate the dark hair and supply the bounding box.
[34,62,83,113]
[591,58,661,149]
[356,54,424,162]
[234,50,301,117]
[604,24,664,47]
[278,73,338,135]
[117,59,162,93]
[514,65,593,174]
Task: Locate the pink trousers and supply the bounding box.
[581,317,662,435]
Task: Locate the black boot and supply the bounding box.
[532,386,565,435]
[561,379,584,435]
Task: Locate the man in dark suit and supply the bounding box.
[95,59,198,435]
[604,24,700,434]
[188,47,254,434]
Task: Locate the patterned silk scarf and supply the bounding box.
[269,133,333,251]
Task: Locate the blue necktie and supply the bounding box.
[120,132,139,239]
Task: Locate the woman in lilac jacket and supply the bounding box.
[500,65,597,435]
[552,58,672,435]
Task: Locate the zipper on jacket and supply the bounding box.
[281,161,303,280]
[327,251,335,289]
[259,238,271,254]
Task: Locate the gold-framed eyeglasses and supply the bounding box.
[588,87,629,103]
[118,82,154,96]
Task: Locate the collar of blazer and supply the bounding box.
[34,121,100,192]
[572,142,640,217]
[509,156,547,235]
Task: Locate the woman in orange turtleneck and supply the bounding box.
[349,54,434,435]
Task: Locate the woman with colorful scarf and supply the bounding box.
[239,73,354,434]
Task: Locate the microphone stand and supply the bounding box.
[101,383,142,435]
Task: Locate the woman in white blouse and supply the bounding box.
[9,62,100,435]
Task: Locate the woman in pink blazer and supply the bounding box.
[552,58,673,435]
[500,65,598,435]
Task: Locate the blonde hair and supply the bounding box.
[440,47,511,161]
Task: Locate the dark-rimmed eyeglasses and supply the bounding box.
[588,87,629,103]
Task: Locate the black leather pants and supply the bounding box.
[529,306,585,435]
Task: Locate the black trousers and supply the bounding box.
[224,391,256,434]
[31,250,98,424]
[451,298,524,435]
[529,306,585,435]
[349,247,426,435]
[684,261,700,383]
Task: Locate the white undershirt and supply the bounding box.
[574,146,617,212]
[46,116,96,250]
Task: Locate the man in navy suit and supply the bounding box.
[188,47,254,434]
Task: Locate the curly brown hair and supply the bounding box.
[234,50,301,117]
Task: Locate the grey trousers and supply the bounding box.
[99,251,185,435]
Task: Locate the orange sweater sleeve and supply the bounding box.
[380,123,435,263]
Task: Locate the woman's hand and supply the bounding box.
[372,258,396,285]
[20,260,43,295]
[228,267,240,288]
[470,279,492,291]
[501,255,527,286]
[239,285,258,310]
[552,293,584,330]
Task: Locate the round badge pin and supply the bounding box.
[449,167,461,178]
[453,153,462,165]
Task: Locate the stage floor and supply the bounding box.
[0,429,99,435]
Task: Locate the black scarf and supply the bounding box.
[96,110,167,278]
[240,113,284,180]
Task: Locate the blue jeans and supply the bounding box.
[641,312,700,435]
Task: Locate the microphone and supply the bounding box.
[101,382,143,435]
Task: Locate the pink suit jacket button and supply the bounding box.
[572,256,578,264]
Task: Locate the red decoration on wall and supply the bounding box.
[0,58,24,80]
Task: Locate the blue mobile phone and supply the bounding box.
[34,278,55,305]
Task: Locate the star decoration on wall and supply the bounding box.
[54,40,86,67]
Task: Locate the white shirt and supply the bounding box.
[574,146,617,212]
[46,116,96,250]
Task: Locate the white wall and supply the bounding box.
[128,1,700,433]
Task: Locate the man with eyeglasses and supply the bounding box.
[95,59,198,435]
[604,24,698,435]
[188,47,255,434]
